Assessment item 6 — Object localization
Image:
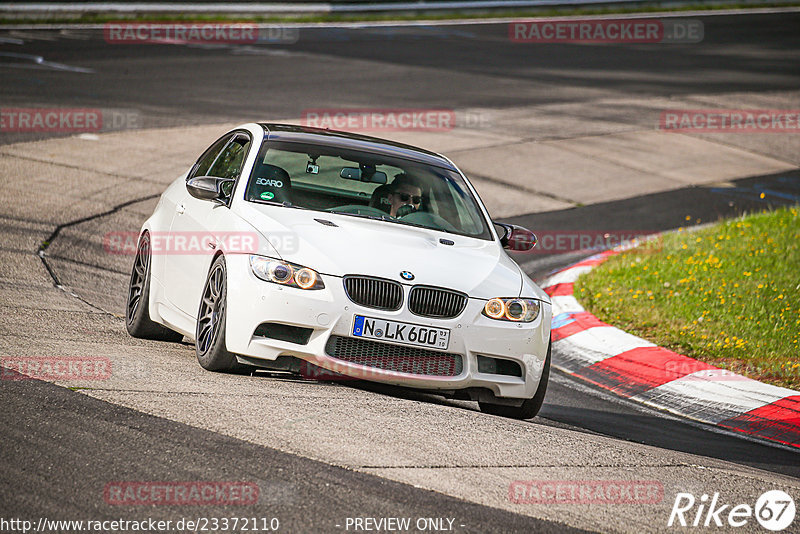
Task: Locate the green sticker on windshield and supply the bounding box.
[260,191,275,200]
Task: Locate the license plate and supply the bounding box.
[352,315,450,350]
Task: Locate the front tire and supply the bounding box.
[479,340,551,420]
[195,255,250,373]
[126,232,183,341]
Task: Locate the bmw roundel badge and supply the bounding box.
[400,271,414,281]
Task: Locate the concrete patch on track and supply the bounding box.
[674,89,800,166]
[1,118,799,532]
[383,93,798,208]
[448,124,795,206]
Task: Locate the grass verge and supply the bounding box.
[574,206,800,389]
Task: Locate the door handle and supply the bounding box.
[176,203,185,214]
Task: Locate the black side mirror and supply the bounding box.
[186,176,233,203]
[495,222,537,251]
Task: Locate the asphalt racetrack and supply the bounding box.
[1,10,799,533]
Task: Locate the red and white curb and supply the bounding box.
[542,247,800,450]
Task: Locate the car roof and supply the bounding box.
[258,123,457,171]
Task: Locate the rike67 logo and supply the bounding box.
[668,490,795,531]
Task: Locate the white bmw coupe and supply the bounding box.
[126,123,552,418]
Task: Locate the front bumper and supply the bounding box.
[224,254,552,400]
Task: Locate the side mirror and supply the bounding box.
[186,176,232,202]
[495,222,537,251]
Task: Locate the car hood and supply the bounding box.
[238,203,524,300]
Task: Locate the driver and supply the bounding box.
[387,173,423,218]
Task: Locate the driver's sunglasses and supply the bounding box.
[396,193,422,204]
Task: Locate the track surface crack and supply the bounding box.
[36,193,160,313]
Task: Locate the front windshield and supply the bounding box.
[243,140,492,240]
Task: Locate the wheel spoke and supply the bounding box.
[197,260,226,357]
[211,269,222,297]
[127,235,151,324]
[198,320,212,338]
[198,323,212,352]
[127,299,139,318]
[137,248,149,272]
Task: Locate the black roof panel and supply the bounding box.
[258,123,457,171]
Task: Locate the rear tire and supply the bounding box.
[125,232,183,342]
[479,340,551,420]
[195,255,252,373]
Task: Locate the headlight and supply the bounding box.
[482,298,540,322]
[249,255,325,290]
[294,268,318,290]
[484,298,506,319]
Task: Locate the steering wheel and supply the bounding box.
[395,205,418,218]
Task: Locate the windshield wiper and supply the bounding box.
[328,210,393,222]
[281,201,310,210]
[324,209,470,239]
[257,200,309,210]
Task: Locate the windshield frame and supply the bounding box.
[242,139,494,241]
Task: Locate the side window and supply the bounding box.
[189,135,232,180]
[208,135,251,181]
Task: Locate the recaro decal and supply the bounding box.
[256,177,283,187]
